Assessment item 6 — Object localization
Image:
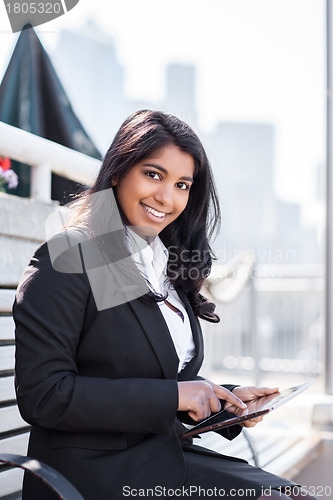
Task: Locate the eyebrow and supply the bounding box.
[142,162,194,183]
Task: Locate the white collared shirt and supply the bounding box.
[128,231,195,372]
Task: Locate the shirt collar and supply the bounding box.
[150,235,168,281]
[125,227,169,284]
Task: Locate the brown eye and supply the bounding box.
[176,182,190,190]
[145,171,160,180]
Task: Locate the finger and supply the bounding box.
[214,385,247,409]
[196,383,220,415]
[241,415,265,427]
[251,386,280,397]
[241,420,257,428]
[207,393,222,414]
[188,399,212,421]
[234,386,280,402]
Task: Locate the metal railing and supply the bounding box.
[0,121,101,202]
[202,260,324,386]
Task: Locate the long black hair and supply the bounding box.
[67,110,221,321]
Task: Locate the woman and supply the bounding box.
[14,110,317,499]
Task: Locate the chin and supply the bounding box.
[131,225,159,238]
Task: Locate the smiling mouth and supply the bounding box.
[141,203,169,218]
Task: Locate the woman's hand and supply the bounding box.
[177,380,247,422]
[232,385,279,402]
[231,385,280,428]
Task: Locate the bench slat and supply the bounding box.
[256,435,303,468]
[196,425,320,479]
[0,376,16,403]
[263,435,323,479]
[0,317,14,341]
[0,467,24,497]
[0,290,16,314]
[0,406,28,435]
[0,345,15,372]
[199,432,255,464]
[0,432,29,456]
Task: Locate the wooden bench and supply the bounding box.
[0,288,324,499]
[0,288,30,499]
[199,422,322,480]
[0,288,86,499]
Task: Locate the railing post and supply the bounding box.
[249,265,260,386]
[30,163,52,202]
[0,122,101,200]
[326,0,333,394]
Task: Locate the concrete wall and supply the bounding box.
[0,193,56,287]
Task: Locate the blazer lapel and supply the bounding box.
[129,297,179,380]
[129,290,204,382]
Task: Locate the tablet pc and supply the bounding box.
[182,381,314,438]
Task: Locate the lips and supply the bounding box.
[141,202,168,218]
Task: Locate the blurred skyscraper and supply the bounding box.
[207,122,319,263]
[164,63,197,127]
[52,19,129,154]
[50,20,320,263]
[206,122,276,259]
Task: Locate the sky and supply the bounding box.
[0,0,326,214]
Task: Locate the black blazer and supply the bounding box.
[13,231,241,499]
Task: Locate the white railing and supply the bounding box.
[0,121,101,201]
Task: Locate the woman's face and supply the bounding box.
[115,144,194,235]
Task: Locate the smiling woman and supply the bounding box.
[66,109,222,319]
[13,110,318,500]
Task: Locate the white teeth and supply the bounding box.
[142,203,166,218]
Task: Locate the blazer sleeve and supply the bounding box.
[13,239,178,436]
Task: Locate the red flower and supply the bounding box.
[0,157,11,171]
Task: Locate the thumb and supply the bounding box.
[251,386,280,397]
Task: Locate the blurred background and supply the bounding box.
[0,0,327,391]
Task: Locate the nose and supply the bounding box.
[153,183,173,207]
